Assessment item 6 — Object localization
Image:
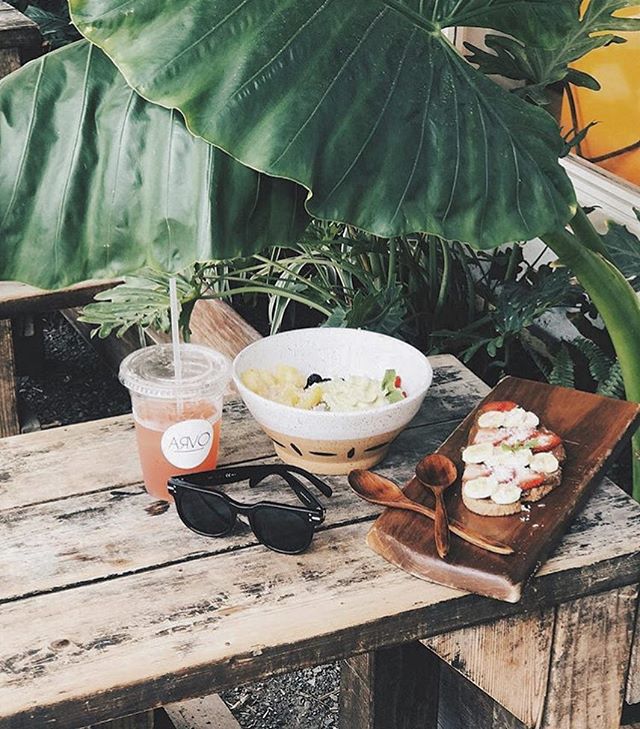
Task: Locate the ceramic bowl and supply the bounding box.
[232,328,433,474]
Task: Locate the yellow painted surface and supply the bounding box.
[560,4,640,185]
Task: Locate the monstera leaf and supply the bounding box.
[70,0,578,249]
[0,40,308,289]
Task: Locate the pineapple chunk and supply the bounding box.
[298,384,324,410]
[274,364,305,387]
[241,369,269,396]
[270,384,301,407]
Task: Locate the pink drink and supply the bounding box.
[120,344,231,501]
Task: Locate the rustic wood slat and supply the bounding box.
[539,585,638,729]
[0,2,40,52]
[627,601,640,704]
[0,419,459,603]
[437,663,526,729]
[339,642,440,729]
[189,299,261,360]
[0,478,638,729]
[163,696,239,729]
[0,281,119,318]
[0,319,19,437]
[425,608,555,727]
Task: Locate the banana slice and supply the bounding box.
[462,443,494,464]
[477,410,506,428]
[491,483,522,505]
[488,447,533,468]
[502,407,528,427]
[463,476,498,499]
[529,452,559,474]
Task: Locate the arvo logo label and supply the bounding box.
[161,419,213,468]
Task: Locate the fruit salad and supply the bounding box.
[241,365,407,411]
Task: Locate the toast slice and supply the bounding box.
[461,401,565,517]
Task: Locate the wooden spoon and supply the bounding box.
[348,470,514,556]
[415,454,457,558]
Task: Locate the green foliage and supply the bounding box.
[548,343,575,387]
[0,41,308,288]
[600,209,640,291]
[465,0,640,104]
[81,221,479,347]
[68,0,577,250]
[543,337,625,396]
[80,269,202,341]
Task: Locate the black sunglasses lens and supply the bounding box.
[178,489,235,536]
[251,506,314,554]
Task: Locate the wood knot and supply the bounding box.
[50,638,71,651]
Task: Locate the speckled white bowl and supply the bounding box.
[232,328,432,474]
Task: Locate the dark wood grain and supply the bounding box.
[0,2,40,53]
[369,377,640,602]
[0,320,19,437]
[339,642,440,729]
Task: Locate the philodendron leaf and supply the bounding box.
[0,41,309,289]
[600,210,640,291]
[70,0,577,249]
[465,1,640,97]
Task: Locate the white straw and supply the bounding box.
[169,277,184,415]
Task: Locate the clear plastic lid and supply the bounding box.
[119,343,231,400]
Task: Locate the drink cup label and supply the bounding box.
[161,419,214,468]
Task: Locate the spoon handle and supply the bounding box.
[357,494,514,555]
[433,491,450,558]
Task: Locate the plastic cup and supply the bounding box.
[119,343,231,500]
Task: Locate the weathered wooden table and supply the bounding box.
[1,355,639,729]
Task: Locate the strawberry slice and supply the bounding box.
[479,400,518,413]
[529,431,562,453]
[519,474,545,490]
[472,428,510,446]
[462,464,491,482]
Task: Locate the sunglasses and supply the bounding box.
[167,464,332,554]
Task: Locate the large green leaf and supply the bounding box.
[70,0,577,248]
[0,40,308,289]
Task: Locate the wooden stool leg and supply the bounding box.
[538,585,638,729]
[340,641,440,729]
[0,319,19,437]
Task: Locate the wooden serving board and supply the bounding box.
[368,377,640,603]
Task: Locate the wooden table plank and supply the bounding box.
[0,478,638,729]
[0,355,486,510]
[0,420,458,603]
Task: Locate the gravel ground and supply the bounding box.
[15,312,340,729]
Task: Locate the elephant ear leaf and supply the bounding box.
[0,40,309,289]
[70,0,577,249]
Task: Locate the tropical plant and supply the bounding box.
[81,222,480,348]
[1,0,640,494]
